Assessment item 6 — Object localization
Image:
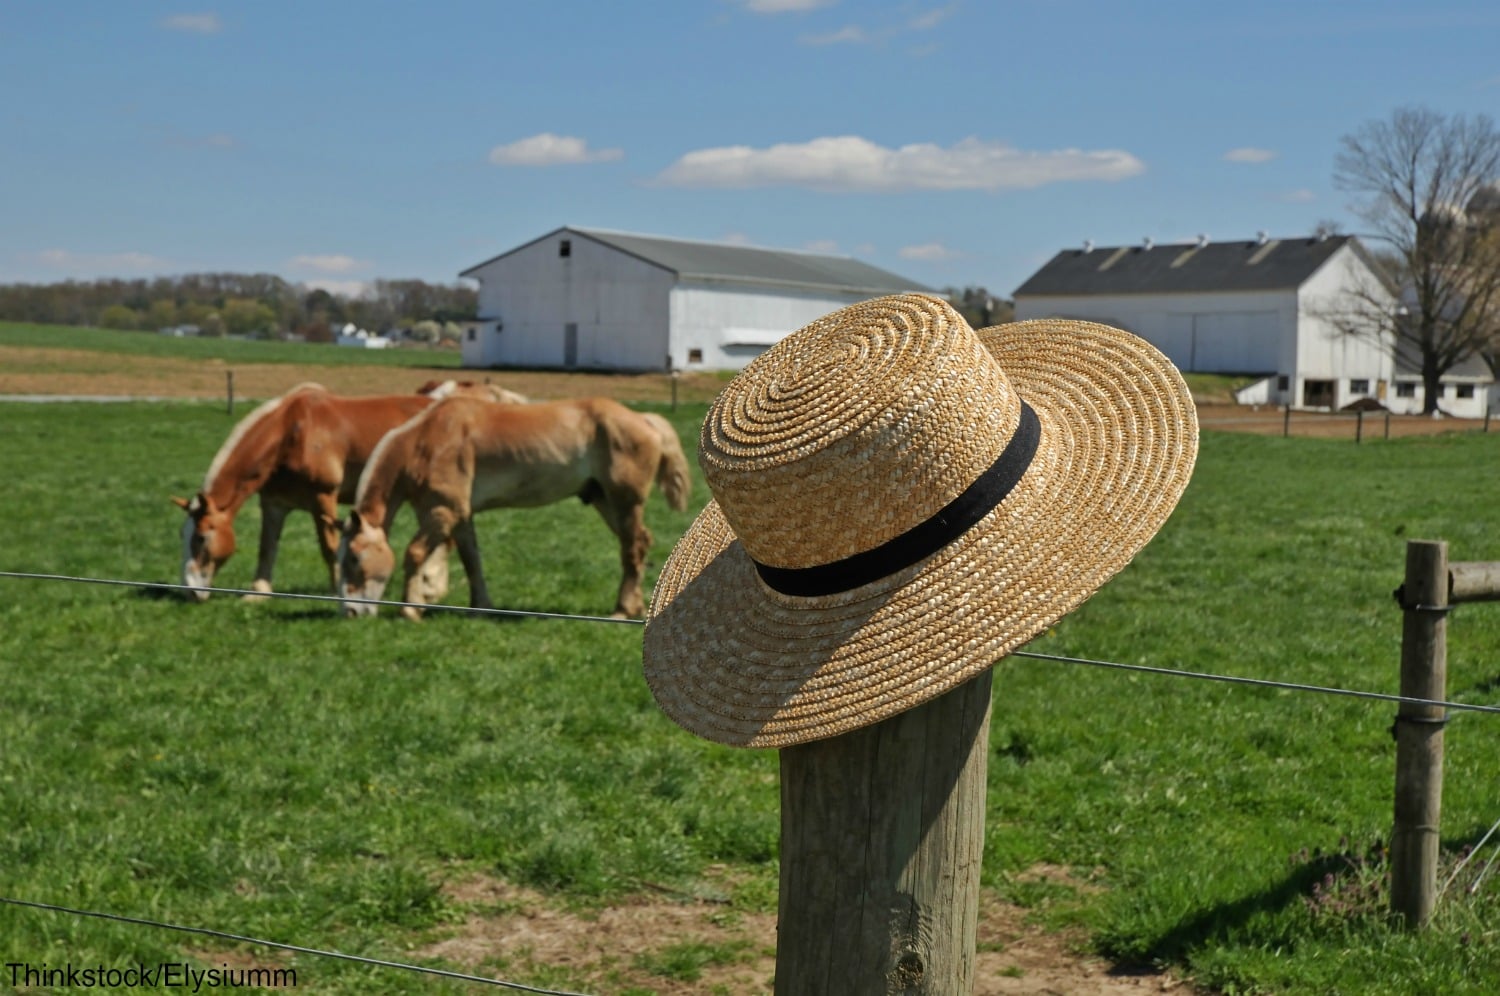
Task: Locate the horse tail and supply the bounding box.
[641,413,692,512]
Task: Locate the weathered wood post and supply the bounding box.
[1384,410,1391,440]
[1356,409,1365,444]
[1451,562,1500,603]
[777,670,991,995]
[1391,539,1448,929]
[1283,403,1291,438]
[226,370,235,415]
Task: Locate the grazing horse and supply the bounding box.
[174,381,521,601]
[416,379,529,404]
[337,396,692,621]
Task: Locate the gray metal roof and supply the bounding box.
[462,226,931,295]
[1013,235,1394,297]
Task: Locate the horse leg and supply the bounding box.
[416,542,450,605]
[249,500,291,601]
[313,491,343,594]
[401,511,455,622]
[452,518,493,612]
[593,496,651,619]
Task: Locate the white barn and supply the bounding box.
[458,226,930,372]
[1013,234,1495,416]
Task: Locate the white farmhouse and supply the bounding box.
[1013,234,1495,416]
[458,226,929,371]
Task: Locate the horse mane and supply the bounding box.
[419,379,529,405]
[353,404,430,521]
[201,383,326,498]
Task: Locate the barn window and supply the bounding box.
[559,239,571,258]
[688,348,703,364]
[1349,378,1370,394]
[1276,375,1289,391]
[1302,379,1335,408]
[1457,384,1475,399]
[466,328,476,342]
[1396,382,1417,398]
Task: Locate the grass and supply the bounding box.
[0,320,464,370]
[3,398,1500,993]
[1181,371,1260,403]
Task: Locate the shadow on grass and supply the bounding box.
[1130,826,1495,964]
[130,584,186,602]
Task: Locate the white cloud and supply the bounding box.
[290,254,364,274]
[1279,189,1317,203]
[29,249,170,274]
[899,242,961,261]
[801,25,868,44]
[1224,147,1277,163]
[655,136,1145,192]
[160,13,223,34]
[741,0,837,12]
[719,231,756,245]
[488,133,623,166]
[909,5,956,30]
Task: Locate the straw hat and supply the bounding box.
[643,293,1197,748]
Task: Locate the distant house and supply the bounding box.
[458,226,930,371]
[334,323,391,349]
[1012,234,1495,416]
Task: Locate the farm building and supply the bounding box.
[1013,233,1497,417]
[458,226,930,371]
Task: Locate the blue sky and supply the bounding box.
[3,1,1497,299]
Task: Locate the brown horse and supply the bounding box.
[336,396,692,621]
[173,381,521,601]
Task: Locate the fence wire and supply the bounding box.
[4,564,1500,981]
[4,568,1499,718]
[0,895,592,995]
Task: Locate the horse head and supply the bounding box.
[336,511,395,618]
[173,492,235,600]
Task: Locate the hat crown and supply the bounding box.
[700,294,1021,572]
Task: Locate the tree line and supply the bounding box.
[0,273,478,342]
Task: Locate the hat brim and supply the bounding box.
[643,319,1198,748]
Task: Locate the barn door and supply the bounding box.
[564,322,578,368]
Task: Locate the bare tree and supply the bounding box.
[1334,107,1500,413]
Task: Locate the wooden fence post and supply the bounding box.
[226,370,235,415]
[1282,404,1291,438]
[1384,411,1391,440]
[1356,409,1364,444]
[1391,539,1448,929]
[776,669,992,994]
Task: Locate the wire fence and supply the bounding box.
[1198,405,1496,443]
[0,895,590,996]
[4,569,1499,717]
[4,564,1500,990]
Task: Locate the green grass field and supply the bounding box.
[3,395,1500,994]
[0,320,465,370]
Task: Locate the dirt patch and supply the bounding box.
[4,344,1491,445]
[0,345,728,406]
[1198,402,1491,440]
[416,873,1195,995]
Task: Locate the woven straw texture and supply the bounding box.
[643,294,1198,748]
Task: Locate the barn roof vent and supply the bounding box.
[1142,236,1154,250]
[1196,233,1210,248]
[1256,230,1270,246]
[1082,239,1094,253]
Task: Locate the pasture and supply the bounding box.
[3,389,1500,992]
